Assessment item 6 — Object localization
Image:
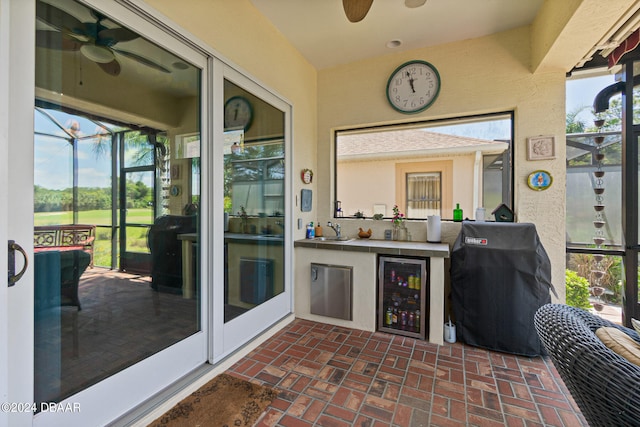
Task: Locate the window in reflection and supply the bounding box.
[335,113,513,220]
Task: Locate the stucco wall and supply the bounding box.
[338,154,477,219]
[317,26,567,299]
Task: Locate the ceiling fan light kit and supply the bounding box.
[80,44,114,63]
[405,0,427,8]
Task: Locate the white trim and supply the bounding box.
[31,1,210,425]
[0,0,11,425]
[214,65,294,361]
[4,1,36,426]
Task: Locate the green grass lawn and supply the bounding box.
[35,208,153,267]
[34,208,154,226]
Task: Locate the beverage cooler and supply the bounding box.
[378,256,428,340]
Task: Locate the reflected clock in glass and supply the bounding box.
[224,96,253,130]
[386,60,441,114]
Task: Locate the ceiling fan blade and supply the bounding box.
[112,48,171,73]
[342,0,374,23]
[96,59,121,77]
[98,28,140,46]
[36,1,83,33]
[36,30,81,51]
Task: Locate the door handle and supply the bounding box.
[8,240,28,287]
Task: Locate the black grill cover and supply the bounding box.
[451,222,555,356]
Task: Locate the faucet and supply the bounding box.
[327,221,341,238]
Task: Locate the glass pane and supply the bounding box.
[34,0,201,405]
[124,132,155,168]
[483,154,504,211]
[566,252,622,325]
[224,80,285,322]
[335,113,512,220]
[124,171,155,225]
[406,172,441,217]
[566,133,622,247]
[77,136,113,226]
[34,135,73,224]
[92,226,113,268]
[634,85,640,126]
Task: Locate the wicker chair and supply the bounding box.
[534,304,640,426]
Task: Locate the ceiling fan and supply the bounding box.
[35,1,170,76]
[342,0,427,23]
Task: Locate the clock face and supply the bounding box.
[386,60,440,114]
[224,96,253,130]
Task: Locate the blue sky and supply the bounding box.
[566,74,617,124]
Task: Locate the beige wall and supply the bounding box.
[337,154,477,219]
[147,0,318,240]
[317,26,568,299]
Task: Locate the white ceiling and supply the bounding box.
[250,0,545,69]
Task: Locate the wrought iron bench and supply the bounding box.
[34,224,96,267]
[534,304,640,426]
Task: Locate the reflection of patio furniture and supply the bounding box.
[148,215,197,294]
[535,304,640,427]
[34,250,90,310]
[34,224,96,267]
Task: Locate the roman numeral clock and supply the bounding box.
[386,60,441,114]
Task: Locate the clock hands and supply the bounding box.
[406,71,416,93]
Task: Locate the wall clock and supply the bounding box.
[386,60,441,114]
[224,96,253,130]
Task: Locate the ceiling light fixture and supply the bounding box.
[386,39,402,48]
[405,0,427,8]
[80,45,115,63]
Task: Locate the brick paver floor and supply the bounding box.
[226,319,587,426]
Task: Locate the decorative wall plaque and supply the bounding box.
[527,136,555,160]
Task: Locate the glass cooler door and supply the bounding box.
[378,256,428,339]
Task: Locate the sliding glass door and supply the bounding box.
[217,70,292,358]
[10,1,209,425]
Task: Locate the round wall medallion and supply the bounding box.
[527,170,552,191]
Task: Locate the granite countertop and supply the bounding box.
[294,237,450,258]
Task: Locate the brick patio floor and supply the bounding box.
[226,319,587,426]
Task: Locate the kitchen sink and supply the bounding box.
[313,236,354,242]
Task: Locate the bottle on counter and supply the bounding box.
[314,222,323,237]
[453,203,463,222]
[306,222,315,239]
